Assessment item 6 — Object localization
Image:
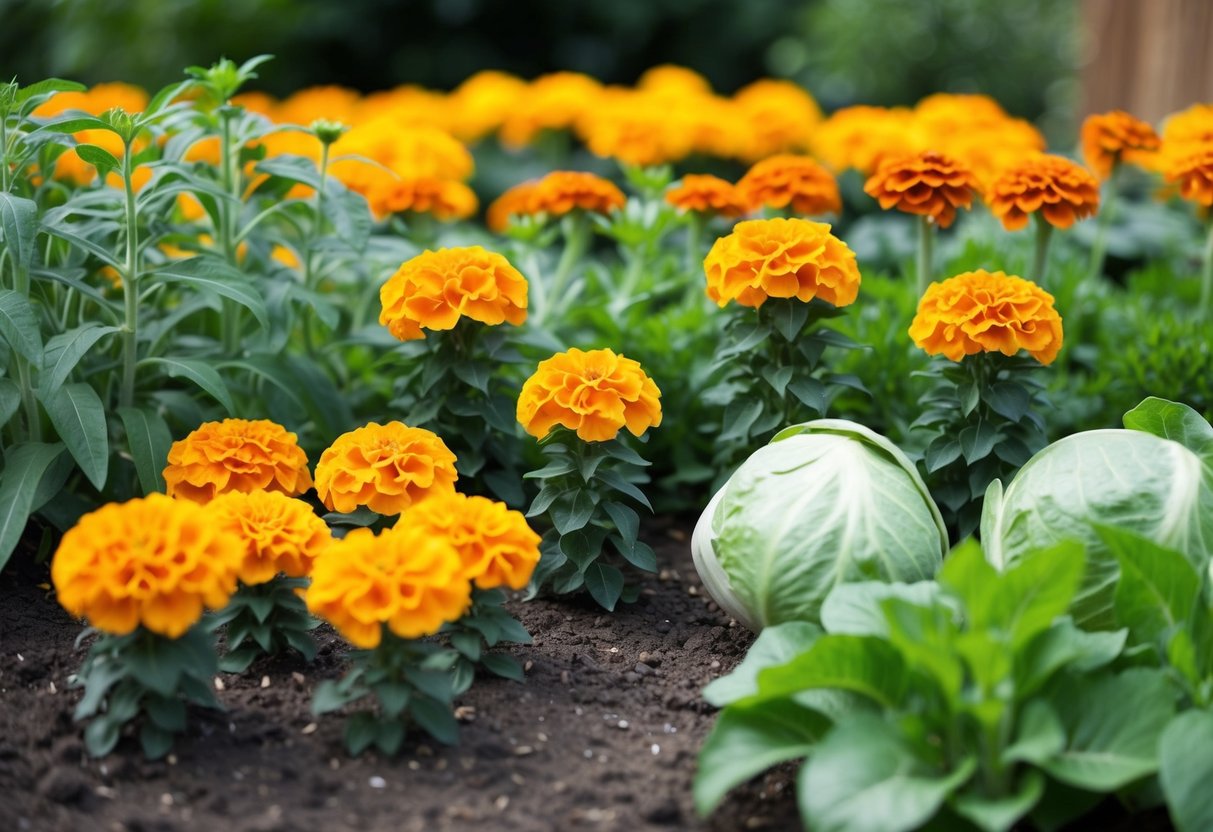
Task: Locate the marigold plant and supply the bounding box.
[365,177,478,222]
[52,494,242,638]
[1162,147,1213,206]
[863,151,980,229]
[517,347,663,443]
[527,170,627,219]
[307,525,472,648]
[665,174,749,217]
[703,218,860,309]
[379,246,529,341]
[314,421,458,515]
[499,72,604,148]
[985,153,1100,232]
[486,180,542,232]
[736,154,841,217]
[163,418,313,504]
[210,489,332,585]
[909,270,1064,365]
[732,79,822,161]
[1080,110,1161,179]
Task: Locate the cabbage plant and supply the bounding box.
[982,397,1213,629]
[691,419,947,630]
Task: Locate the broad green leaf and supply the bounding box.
[0,192,39,270]
[1124,397,1213,453]
[140,356,235,414]
[1044,668,1175,791]
[704,621,822,707]
[0,442,65,572]
[951,770,1044,832]
[551,489,595,534]
[753,635,907,708]
[1159,710,1213,832]
[410,696,459,745]
[583,562,624,611]
[15,78,86,106]
[1102,525,1199,645]
[601,501,639,546]
[152,258,270,329]
[40,383,109,490]
[35,115,114,134]
[0,378,20,427]
[1001,700,1065,766]
[881,598,964,701]
[74,143,121,177]
[117,408,169,491]
[0,288,43,363]
[39,323,119,395]
[1015,619,1126,698]
[695,700,826,816]
[799,714,976,832]
[821,581,946,638]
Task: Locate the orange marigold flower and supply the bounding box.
[733,79,822,160]
[210,490,332,585]
[164,419,313,504]
[909,270,1064,365]
[637,65,714,97]
[665,174,749,217]
[1160,104,1213,158]
[528,170,627,219]
[34,82,148,118]
[517,348,662,443]
[486,181,541,232]
[499,72,604,148]
[811,105,916,174]
[985,154,1100,231]
[397,491,541,591]
[314,422,458,516]
[448,70,528,142]
[703,217,861,309]
[330,122,472,192]
[863,151,981,228]
[1162,147,1213,206]
[379,246,528,341]
[51,494,242,638]
[577,88,694,167]
[275,85,361,126]
[306,525,471,648]
[1081,110,1161,179]
[736,154,841,216]
[366,177,478,222]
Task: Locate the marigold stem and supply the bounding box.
[1086,165,1117,282]
[1030,217,1054,288]
[119,140,140,411]
[543,214,589,324]
[916,215,935,297]
[1200,220,1213,322]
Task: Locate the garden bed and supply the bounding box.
[0,523,802,832]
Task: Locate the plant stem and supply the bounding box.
[916,215,935,297]
[218,109,241,356]
[684,212,705,275]
[1030,216,1054,287]
[1086,165,1117,282]
[0,114,10,193]
[119,140,140,410]
[542,214,589,325]
[611,247,644,316]
[1201,220,1213,323]
[301,141,331,356]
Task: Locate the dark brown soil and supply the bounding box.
[0,523,802,832]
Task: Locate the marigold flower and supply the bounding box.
[314,422,458,516]
[330,123,472,194]
[486,181,542,232]
[703,218,861,309]
[736,155,841,216]
[1162,147,1213,206]
[665,174,749,217]
[517,348,662,443]
[863,151,981,228]
[1081,110,1161,179]
[811,105,916,174]
[210,490,333,585]
[51,494,242,638]
[231,90,278,117]
[986,154,1100,231]
[577,88,694,167]
[499,72,604,148]
[733,79,822,160]
[448,70,528,141]
[379,246,528,341]
[1160,104,1213,157]
[637,65,714,97]
[306,525,471,648]
[271,244,300,269]
[164,419,313,504]
[34,82,148,118]
[365,177,478,222]
[528,170,627,219]
[397,491,541,590]
[275,85,361,126]
[909,270,1063,365]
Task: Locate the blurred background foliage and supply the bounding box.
[1,0,1080,139]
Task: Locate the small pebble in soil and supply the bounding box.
[494,796,510,811]
[616,719,629,730]
[651,744,661,755]
[260,676,271,688]
[301,723,317,735]
[213,677,224,691]
[513,746,534,756]
[408,761,420,770]
[368,776,386,789]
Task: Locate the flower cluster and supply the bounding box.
[736,155,841,216]
[1080,110,1161,179]
[314,421,458,515]
[665,174,749,217]
[51,494,243,638]
[863,151,981,228]
[517,348,663,443]
[703,218,861,309]
[379,246,529,341]
[909,270,1064,365]
[985,154,1100,231]
[209,490,333,585]
[163,418,313,504]
[488,171,627,233]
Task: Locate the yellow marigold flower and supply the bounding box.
[1163,146,1213,206]
[733,79,822,160]
[499,72,604,148]
[863,151,981,228]
[51,494,242,638]
[275,85,361,126]
[637,65,714,96]
[529,170,627,219]
[177,193,208,222]
[397,491,541,591]
[577,88,694,167]
[909,270,1063,365]
[232,90,278,117]
[330,122,472,192]
[986,154,1100,231]
[356,85,451,130]
[937,118,1046,187]
[486,181,541,233]
[210,490,332,585]
[665,174,749,217]
[183,136,222,165]
[271,244,300,269]
[314,422,458,516]
[812,105,916,174]
[1160,104,1213,160]
[517,348,662,443]
[1081,110,1161,179]
[365,177,478,222]
[704,217,861,309]
[34,82,148,117]
[448,70,528,141]
[307,525,471,648]
[379,246,528,341]
[737,154,841,216]
[163,419,313,504]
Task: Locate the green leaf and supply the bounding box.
[1159,710,1213,832]
[35,115,114,134]
[118,406,173,495]
[1015,619,1126,698]
[984,382,1031,423]
[1001,700,1065,766]
[40,382,109,490]
[924,436,962,474]
[704,621,822,707]
[140,356,235,414]
[152,258,270,329]
[1101,525,1199,645]
[768,300,810,342]
[375,681,411,718]
[15,78,85,106]
[799,714,976,832]
[821,581,945,638]
[959,418,998,463]
[602,500,639,546]
[74,143,121,178]
[951,770,1044,832]
[615,538,657,572]
[551,489,595,534]
[481,653,525,681]
[39,323,119,395]
[144,696,187,733]
[787,377,827,412]
[583,562,624,611]
[695,699,827,816]
[344,712,378,756]
[312,679,363,714]
[0,288,43,363]
[410,697,459,745]
[450,630,482,661]
[0,192,39,270]
[0,442,65,573]
[125,637,188,698]
[451,361,490,394]
[0,378,20,428]
[719,398,763,443]
[1044,668,1175,791]
[752,635,907,709]
[595,468,653,510]
[84,715,122,758]
[1124,397,1213,453]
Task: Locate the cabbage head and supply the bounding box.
[691,419,947,631]
[982,398,1213,629]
